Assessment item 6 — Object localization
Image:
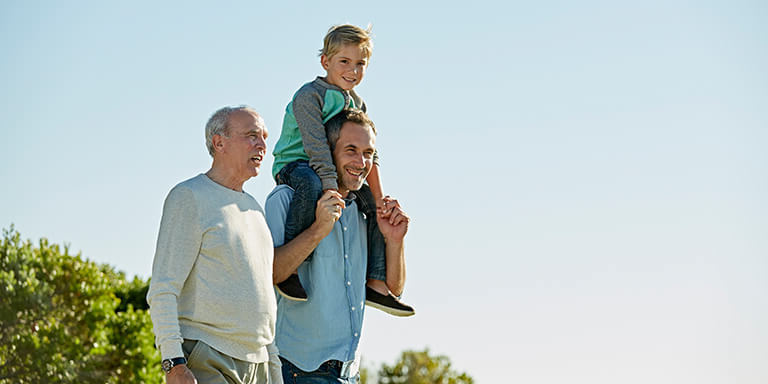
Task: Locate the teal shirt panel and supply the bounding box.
[272,84,355,180]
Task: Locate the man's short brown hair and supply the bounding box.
[325,109,376,151]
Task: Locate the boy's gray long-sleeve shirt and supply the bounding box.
[272,77,376,191]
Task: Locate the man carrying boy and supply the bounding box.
[266,109,410,383]
[271,24,413,316]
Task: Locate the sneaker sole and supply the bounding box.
[365,300,415,317]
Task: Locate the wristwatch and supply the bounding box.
[161,357,188,373]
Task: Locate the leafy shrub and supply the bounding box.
[0,226,162,383]
[376,349,474,384]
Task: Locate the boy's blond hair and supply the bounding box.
[319,24,373,60]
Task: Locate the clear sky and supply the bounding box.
[2,1,767,383]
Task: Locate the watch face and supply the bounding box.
[162,357,186,373]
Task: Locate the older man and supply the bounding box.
[148,106,281,384]
[265,109,410,383]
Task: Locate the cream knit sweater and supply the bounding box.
[147,174,277,363]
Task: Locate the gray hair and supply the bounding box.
[325,108,376,152]
[205,105,255,156]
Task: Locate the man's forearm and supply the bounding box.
[273,222,327,283]
[384,240,406,296]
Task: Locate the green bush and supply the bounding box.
[376,349,474,384]
[0,226,162,383]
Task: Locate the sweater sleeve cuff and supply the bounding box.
[160,341,185,361]
[321,177,338,191]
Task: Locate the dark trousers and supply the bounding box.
[280,357,358,384]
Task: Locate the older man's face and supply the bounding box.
[219,110,268,181]
[333,121,375,196]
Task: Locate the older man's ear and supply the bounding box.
[211,135,224,153]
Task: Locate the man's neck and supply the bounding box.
[205,166,244,192]
[337,186,350,199]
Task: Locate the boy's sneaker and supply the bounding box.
[365,287,415,317]
[276,274,308,301]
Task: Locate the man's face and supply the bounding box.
[321,44,368,91]
[218,110,268,181]
[333,121,375,196]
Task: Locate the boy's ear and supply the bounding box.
[320,54,329,70]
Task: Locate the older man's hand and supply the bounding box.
[167,364,197,384]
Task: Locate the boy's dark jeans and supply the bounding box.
[276,160,386,281]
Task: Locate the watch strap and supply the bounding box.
[161,357,188,373]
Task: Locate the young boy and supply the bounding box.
[271,24,414,317]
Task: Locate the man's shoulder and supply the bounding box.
[167,174,245,206]
[264,185,295,244]
[166,174,205,198]
[265,185,294,207]
[173,173,205,188]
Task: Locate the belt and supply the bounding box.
[280,356,359,378]
[320,359,358,378]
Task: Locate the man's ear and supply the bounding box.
[211,134,225,153]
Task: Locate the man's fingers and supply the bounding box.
[321,192,345,209]
[382,197,400,208]
[378,197,401,218]
[388,207,410,226]
[316,191,345,223]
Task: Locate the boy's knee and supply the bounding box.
[291,164,323,191]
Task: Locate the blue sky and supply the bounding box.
[2,1,767,382]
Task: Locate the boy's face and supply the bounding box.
[321,44,368,91]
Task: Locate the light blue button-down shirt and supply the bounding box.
[265,185,367,372]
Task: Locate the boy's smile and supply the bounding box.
[321,44,368,91]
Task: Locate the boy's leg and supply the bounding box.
[277,160,323,243]
[275,160,323,301]
[352,185,415,317]
[352,185,386,281]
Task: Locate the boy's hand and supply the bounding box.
[376,196,394,219]
[376,196,409,243]
[313,190,345,237]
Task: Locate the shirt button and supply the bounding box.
[351,306,355,311]
[344,254,348,259]
[354,333,359,337]
[343,226,347,231]
[347,281,351,286]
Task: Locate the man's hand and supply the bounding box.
[313,190,345,237]
[167,364,197,384]
[376,196,409,243]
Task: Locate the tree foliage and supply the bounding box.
[375,349,474,384]
[0,226,162,383]
[1,227,475,384]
